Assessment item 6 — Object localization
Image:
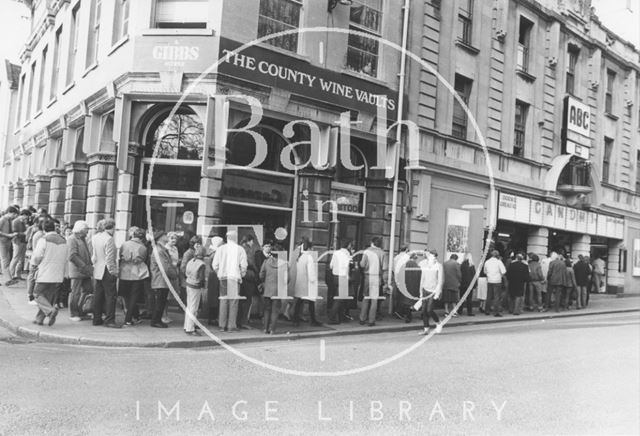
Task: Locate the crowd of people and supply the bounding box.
[0,205,606,336]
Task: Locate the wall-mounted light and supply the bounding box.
[328,0,353,12]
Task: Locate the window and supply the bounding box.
[605,69,616,114]
[257,0,302,53]
[50,26,62,100]
[517,16,533,73]
[16,74,25,128]
[335,146,367,186]
[140,108,204,196]
[86,0,102,68]
[452,74,472,139]
[36,46,47,112]
[603,137,613,183]
[26,61,36,120]
[347,0,382,77]
[457,0,473,45]
[514,101,528,157]
[112,0,130,44]
[566,46,579,95]
[154,0,208,29]
[66,4,80,86]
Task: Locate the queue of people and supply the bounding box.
[0,205,609,334]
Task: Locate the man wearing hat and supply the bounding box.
[149,231,179,328]
[67,221,93,321]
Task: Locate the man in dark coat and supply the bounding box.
[506,253,530,315]
[573,255,591,309]
[442,254,462,316]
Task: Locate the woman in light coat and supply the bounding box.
[292,238,321,327]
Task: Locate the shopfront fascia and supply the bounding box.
[497,192,625,240]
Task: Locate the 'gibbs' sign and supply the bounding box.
[562,96,591,159]
[218,38,399,118]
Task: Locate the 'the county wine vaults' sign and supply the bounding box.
[218,38,399,118]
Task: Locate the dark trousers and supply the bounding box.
[263,297,279,332]
[93,268,117,325]
[119,279,144,323]
[548,285,564,312]
[150,288,169,324]
[69,277,92,317]
[328,276,349,323]
[34,282,59,323]
[294,298,318,323]
[487,282,505,315]
[421,298,440,328]
[458,286,474,315]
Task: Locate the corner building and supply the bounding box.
[1,0,638,296]
[0,0,407,312]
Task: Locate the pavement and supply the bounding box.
[1,278,638,348]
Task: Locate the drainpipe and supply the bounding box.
[386,0,411,313]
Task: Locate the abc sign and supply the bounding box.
[566,96,590,137]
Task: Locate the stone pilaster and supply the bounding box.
[296,169,333,248]
[12,181,23,207]
[86,152,117,230]
[48,169,67,220]
[527,227,549,257]
[22,178,35,209]
[34,175,51,210]
[607,241,625,294]
[64,162,89,225]
[364,170,399,251]
[114,146,140,245]
[7,183,15,207]
[571,234,591,258]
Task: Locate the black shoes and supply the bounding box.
[48,309,58,326]
[150,322,168,328]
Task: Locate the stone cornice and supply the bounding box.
[87,152,117,165]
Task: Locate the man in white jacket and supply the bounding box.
[483,250,507,317]
[212,230,247,332]
[31,220,68,326]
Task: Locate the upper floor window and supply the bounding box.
[457,0,473,45]
[26,61,36,120]
[605,69,616,114]
[154,0,208,29]
[602,137,613,183]
[112,0,130,44]
[257,0,302,53]
[347,0,382,77]
[16,75,25,128]
[514,100,528,157]
[452,74,472,140]
[566,46,579,95]
[517,16,533,74]
[36,46,47,112]
[66,3,80,86]
[86,0,102,68]
[50,26,62,100]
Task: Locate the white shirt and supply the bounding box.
[330,248,351,277]
[419,259,443,294]
[484,257,506,284]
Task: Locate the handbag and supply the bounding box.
[80,293,94,315]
